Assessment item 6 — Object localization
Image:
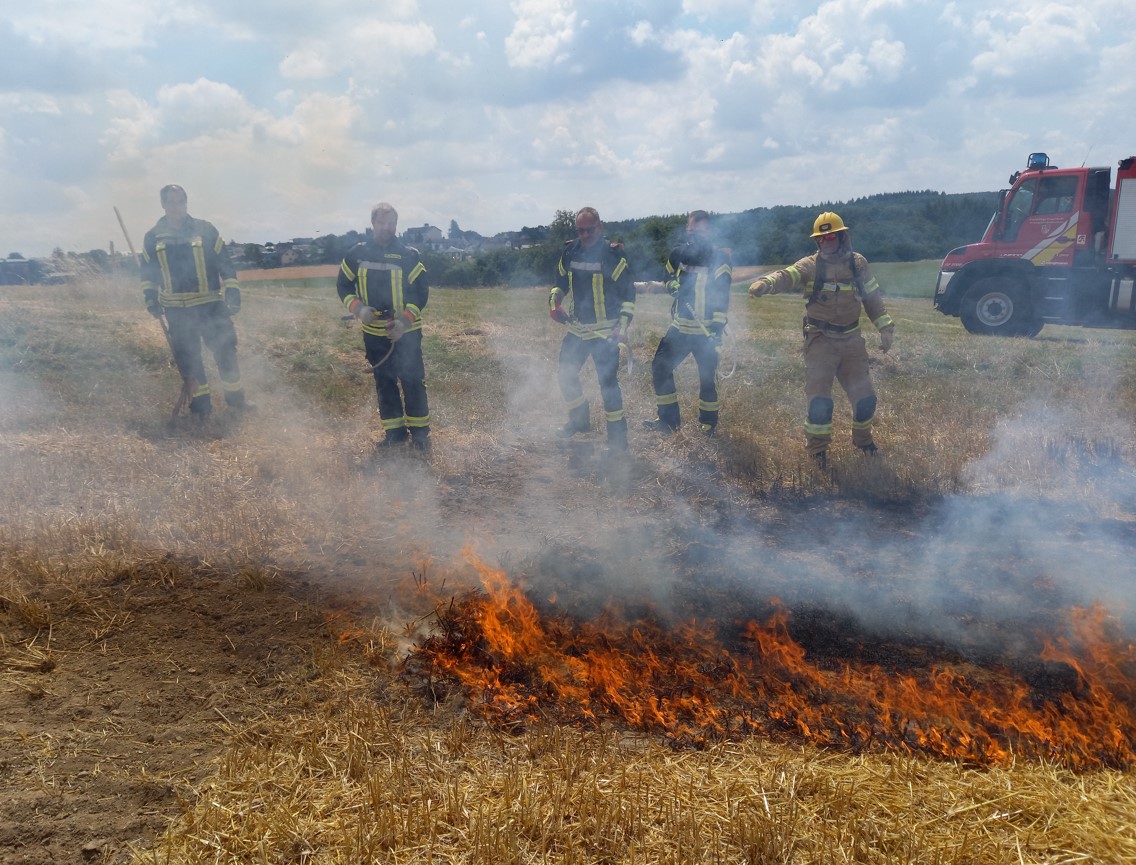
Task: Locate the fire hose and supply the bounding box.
[368,342,395,370]
[341,314,397,370]
[115,206,198,419]
[684,302,736,380]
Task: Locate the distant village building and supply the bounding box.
[0,256,38,285]
[402,224,446,251]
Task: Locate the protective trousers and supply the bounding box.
[557,332,627,446]
[802,331,876,455]
[650,328,720,430]
[365,330,430,443]
[164,302,244,415]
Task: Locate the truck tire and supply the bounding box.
[959,277,1042,336]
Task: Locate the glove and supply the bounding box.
[224,285,241,315]
[879,326,894,353]
[666,279,680,295]
[349,299,378,325]
[748,279,770,298]
[550,304,570,324]
[609,323,628,345]
[143,288,162,318]
[710,332,723,356]
[388,309,416,341]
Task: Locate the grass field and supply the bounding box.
[2,271,1135,864]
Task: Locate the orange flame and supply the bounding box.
[408,553,1136,769]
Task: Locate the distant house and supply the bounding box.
[0,256,38,285]
[275,242,301,266]
[402,224,445,251]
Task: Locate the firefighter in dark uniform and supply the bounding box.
[140,184,247,419]
[338,202,432,451]
[549,207,636,451]
[748,212,895,467]
[643,210,732,435]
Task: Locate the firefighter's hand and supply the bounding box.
[350,301,377,325]
[710,332,723,356]
[386,317,406,341]
[224,285,241,315]
[879,326,894,353]
[748,278,770,298]
[609,324,627,346]
[666,279,680,295]
[550,304,570,324]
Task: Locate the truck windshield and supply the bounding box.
[1002,180,1037,242]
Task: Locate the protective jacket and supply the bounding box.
[758,250,893,335]
[139,213,245,416]
[337,239,431,445]
[337,239,428,337]
[756,249,894,456]
[550,237,635,449]
[647,237,732,432]
[665,237,731,334]
[140,215,239,309]
[550,239,635,339]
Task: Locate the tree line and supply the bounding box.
[5,189,998,286]
[423,189,999,287]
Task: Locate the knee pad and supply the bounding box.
[853,395,877,423]
[807,397,834,425]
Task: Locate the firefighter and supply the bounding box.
[549,207,636,451]
[748,212,895,467]
[140,184,247,419]
[643,210,732,435]
[338,202,432,451]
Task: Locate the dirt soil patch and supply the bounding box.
[0,564,330,865]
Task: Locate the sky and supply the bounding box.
[3,0,1136,258]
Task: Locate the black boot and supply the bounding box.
[642,419,677,434]
[188,393,212,420]
[377,429,409,450]
[606,419,628,452]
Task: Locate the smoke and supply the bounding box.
[475,356,1136,670]
[6,269,1134,682]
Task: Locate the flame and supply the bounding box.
[406,553,1136,770]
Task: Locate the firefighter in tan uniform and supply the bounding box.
[748,212,895,467]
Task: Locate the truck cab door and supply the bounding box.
[1003,175,1082,267]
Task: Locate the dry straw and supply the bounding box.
[1,274,1134,863]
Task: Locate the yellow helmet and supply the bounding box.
[810,211,848,238]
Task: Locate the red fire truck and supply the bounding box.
[933,152,1136,336]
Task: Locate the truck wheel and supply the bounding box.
[959,278,1040,336]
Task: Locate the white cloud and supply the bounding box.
[8,0,160,48]
[505,0,578,68]
[970,5,1098,87]
[4,1,1136,256]
[279,50,334,81]
[155,79,257,140]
